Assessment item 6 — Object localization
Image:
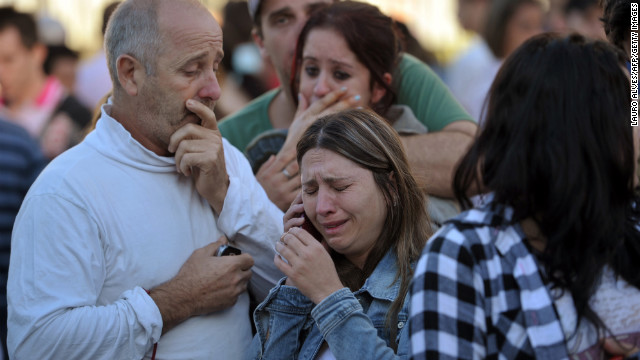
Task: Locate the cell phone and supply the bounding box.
[215,244,242,256]
[301,212,323,241]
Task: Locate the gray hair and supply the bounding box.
[104,0,164,93]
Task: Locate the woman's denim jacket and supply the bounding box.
[246,251,411,360]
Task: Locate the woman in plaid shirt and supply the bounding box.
[410,33,640,359]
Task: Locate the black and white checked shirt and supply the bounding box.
[410,204,570,360]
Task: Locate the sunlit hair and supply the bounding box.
[482,0,545,58]
[290,1,400,116]
[104,0,164,94]
[455,33,639,336]
[101,2,121,36]
[599,0,631,56]
[0,7,38,49]
[252,0,339,38]
[297,108,431,348]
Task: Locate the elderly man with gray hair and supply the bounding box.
[6,0,283,359]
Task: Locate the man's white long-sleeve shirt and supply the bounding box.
[7,104,284,359]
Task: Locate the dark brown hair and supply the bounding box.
[0,7,38,49]
[455,33,638,337]
[290,1,401,116]
[599,0,631,55]
[482,0,545,58]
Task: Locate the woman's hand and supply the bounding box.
[256,153,300,211]
[283,191,305,232]
[274,227,343,304]
[280,88,361,155]
[257,89,361,210]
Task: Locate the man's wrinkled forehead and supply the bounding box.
[250,0,334,21]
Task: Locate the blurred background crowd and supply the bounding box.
[0,0,623,358]
[0,0,608,122]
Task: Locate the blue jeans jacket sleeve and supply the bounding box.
[248,251,411,360]
[247,278,315,360]
[311,287,410,360]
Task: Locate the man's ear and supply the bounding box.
[116,54,144,96]
[31,43,48,66]
[252,28,269,61]
[371,72,392,104]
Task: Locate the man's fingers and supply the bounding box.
[229,252,253,271]
[195,237,230,257]
[168,124,218,154]
[201,241,223,256]
[173,137,223,175]
[186,99,218,131]
[176,151,209,176]
[167,100,219,153]
[178,153,203,176]
[233,253,254,270]
[216,236,229,245]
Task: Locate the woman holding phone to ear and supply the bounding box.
[245,109,432,360]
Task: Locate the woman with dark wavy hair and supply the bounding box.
[410,32,640,359]
[243,1,465,227]
[288,0,459,228]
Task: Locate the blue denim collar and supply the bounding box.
[355,251,403,302]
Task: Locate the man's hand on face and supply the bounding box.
[149,237,254,334]
[169,100,229,214]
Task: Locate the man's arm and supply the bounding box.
[394,54,478,198]
[217,139,285,301]
[171,100,284,302]
[401,120,476,198]
[149,240,254,334]
[8,195,253,358]
[8,195,161,359]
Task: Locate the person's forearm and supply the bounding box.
[148,281,194,334]
[8,197,161,359]
[401,122,476,198]
[10,288,160,359]
[218,144,285,300]
[219,176,284,300]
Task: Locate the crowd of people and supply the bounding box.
[0,0,638,359]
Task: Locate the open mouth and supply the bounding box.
[322,220,348,235]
